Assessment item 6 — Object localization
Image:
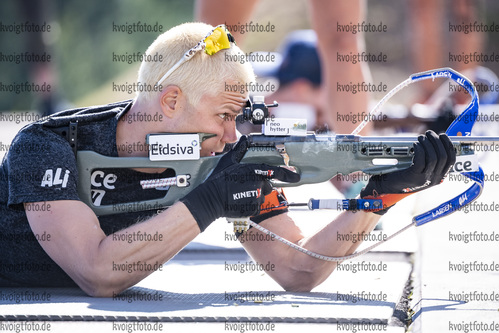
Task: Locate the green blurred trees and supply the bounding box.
[0,0,194,111]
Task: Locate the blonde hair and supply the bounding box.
[137,22,255,106]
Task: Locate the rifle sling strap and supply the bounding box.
[49,121,78,158]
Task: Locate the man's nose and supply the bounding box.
[222,117,238,143]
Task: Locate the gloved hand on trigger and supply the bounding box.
[181,136,301,231]
[361,130,456,214]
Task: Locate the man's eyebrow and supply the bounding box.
[224,104,244,114]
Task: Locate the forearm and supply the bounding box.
[84,202,199,296]
[301,210,380,261]
[243,210,380,292]
[290,211,380,288]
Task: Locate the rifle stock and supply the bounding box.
[77,133,494,216]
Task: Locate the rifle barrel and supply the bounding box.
[357,136,499,146]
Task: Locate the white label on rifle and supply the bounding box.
[148,134,200,161]
[450,154,479,173]
[263,118,307,136]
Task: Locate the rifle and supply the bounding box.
[77,68,497,232]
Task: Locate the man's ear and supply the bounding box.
[159,85,182,118]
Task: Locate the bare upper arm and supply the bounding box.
[24,200,106,290]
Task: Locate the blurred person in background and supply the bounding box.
[196,0,373,135]
[238,30,327,134]
[407,0,499,133]
[17,0,68,116]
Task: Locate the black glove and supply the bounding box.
[361,130,456,214]
[181,136,300,231]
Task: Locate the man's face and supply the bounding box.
[175,85,247,157]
